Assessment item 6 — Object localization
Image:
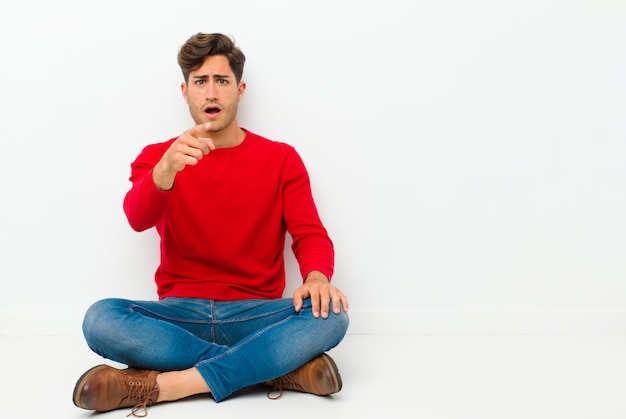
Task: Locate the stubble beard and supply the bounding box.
[189,102,239,133]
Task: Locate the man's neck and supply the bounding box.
[211,124,246,149]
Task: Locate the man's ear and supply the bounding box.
[238,81,246,101]
[181,82,188,103]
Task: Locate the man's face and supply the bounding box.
[182,54,245,131]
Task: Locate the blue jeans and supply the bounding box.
[81,297,349,402]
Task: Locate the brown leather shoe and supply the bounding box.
[73,364,160,417]
[265,354,342,399]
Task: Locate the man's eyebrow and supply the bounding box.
[192,74,231,79]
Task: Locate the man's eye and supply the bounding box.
[218,79,228,85]
[195,80,205,85]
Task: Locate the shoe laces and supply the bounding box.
[266,373,302,400]
[125,381,158,417]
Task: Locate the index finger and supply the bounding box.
[188,122,212,137]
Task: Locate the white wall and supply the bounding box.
[1,0,625,335]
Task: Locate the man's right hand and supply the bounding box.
[152,123,216,191]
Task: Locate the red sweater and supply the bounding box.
[123,129,334,301]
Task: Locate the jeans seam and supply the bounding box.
[210,299,216,343]
[128,301,298,325]
[128,304,214,325]
[216,304,296,324]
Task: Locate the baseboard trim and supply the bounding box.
[346,309,626,335]
[1,309,625,336]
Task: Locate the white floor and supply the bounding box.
[3,333,626,419]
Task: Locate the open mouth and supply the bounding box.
[204,105,221,116]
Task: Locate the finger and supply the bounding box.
[293,290,303,313]
[189,122,212,137]
[176,132,212,157]
[341,294,349,312]
[332,290,349,314]
[331,290,342,314]
[176,142,205,162]
[163,144,199,173]
[198,137,216,153]
[309,288,321,318]
[320,289,331,319]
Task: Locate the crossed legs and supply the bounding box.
[74,297,348,414]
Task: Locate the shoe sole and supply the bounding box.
[72,364,110,408]
[320,353,343,393]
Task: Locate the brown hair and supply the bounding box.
[177,33,246,83]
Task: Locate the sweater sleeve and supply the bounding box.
[281,148,335,282]
[123,145,173,232]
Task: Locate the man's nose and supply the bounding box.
[205,81,218,100]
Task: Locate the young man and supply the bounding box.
[73,33,349,417]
